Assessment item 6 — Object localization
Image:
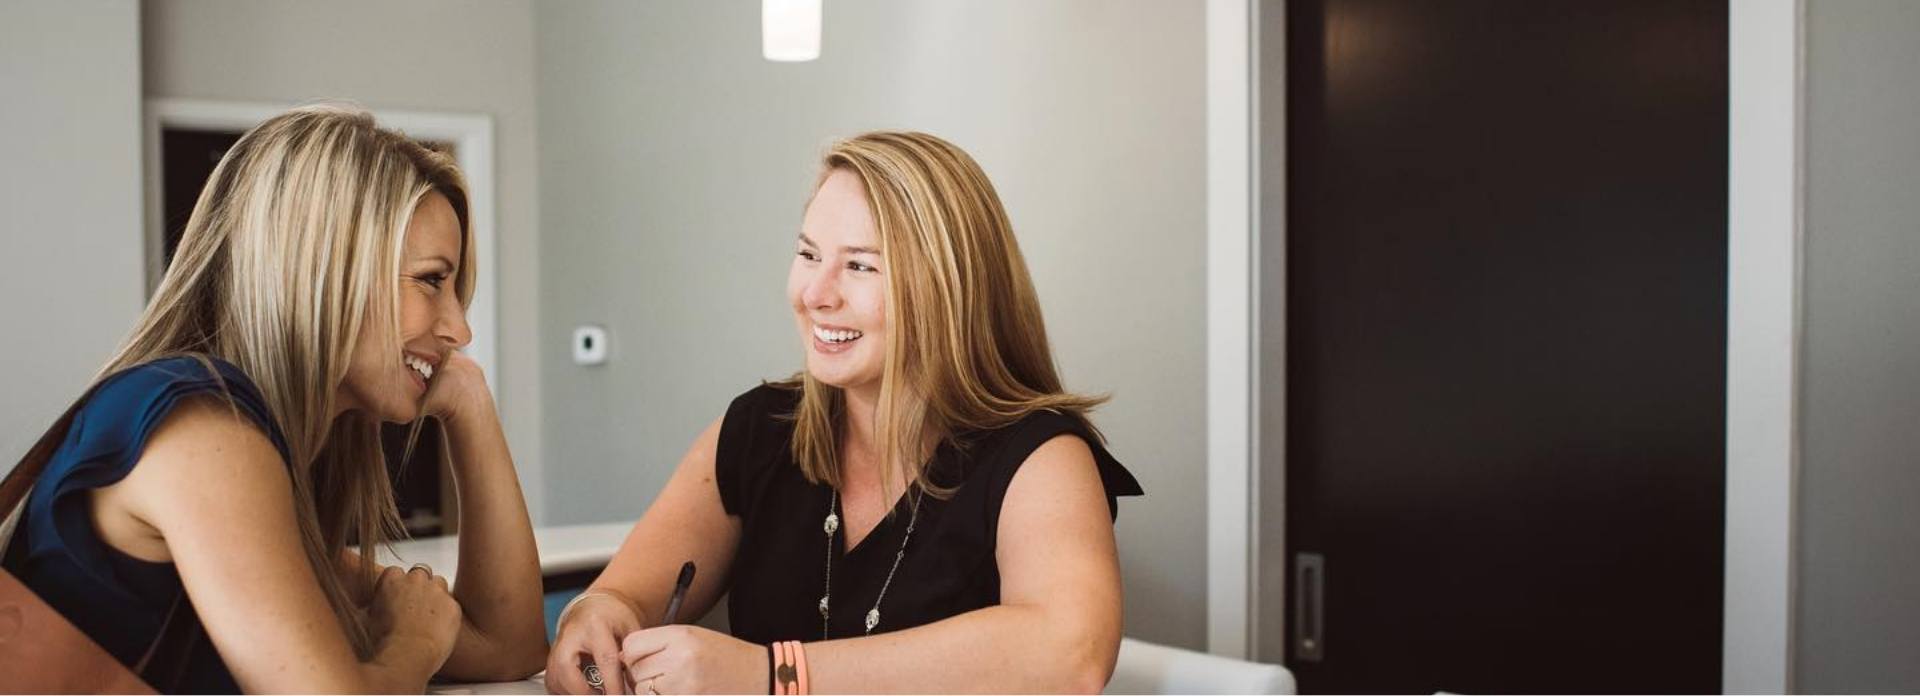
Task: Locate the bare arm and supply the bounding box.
[101,398,458,693]
[619,433,1124,694]
[430,362,549,681]
[593,417,742,626]
[547,416,743,695]
[333,355,548,682]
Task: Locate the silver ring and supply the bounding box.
[582,664,604,689]
[408,562,434,576]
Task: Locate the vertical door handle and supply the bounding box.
[1294,552,1325,662]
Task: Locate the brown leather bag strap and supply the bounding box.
[0,415,69,515]
[0,570,157,694]
[0,383,97,513]
[0,392,90,559]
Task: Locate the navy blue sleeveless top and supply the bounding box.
[3,356,291,694]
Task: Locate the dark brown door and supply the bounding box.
[1281,1,1728,692]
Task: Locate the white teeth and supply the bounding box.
[405,355,433,381]
[812,325,864,344]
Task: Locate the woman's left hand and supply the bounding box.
[421,350,494,424]
[619,625,767,695]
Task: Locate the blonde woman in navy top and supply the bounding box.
[3,105,546,692]
[548,132,1143,694]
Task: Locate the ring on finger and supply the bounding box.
[408,562,434,576]
[582,664,604,690]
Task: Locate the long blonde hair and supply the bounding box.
[24,103,472,658]
[787,131,1105,500]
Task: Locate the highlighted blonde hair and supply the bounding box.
[19,103,472,657]
[786,131,1105,500]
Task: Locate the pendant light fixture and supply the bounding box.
[763,0,822,62]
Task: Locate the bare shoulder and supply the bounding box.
[1007,433,1104,500]
[142,395,283,470]
[112,394,291,520]
[1028,432,1097,465]
[996,433,1121,604]
[687,415,724,470]
[89,394,291,561]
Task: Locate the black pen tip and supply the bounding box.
[676,560,696,587]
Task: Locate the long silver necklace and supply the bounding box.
[819,485,925,639]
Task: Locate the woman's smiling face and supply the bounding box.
[338,191,470,422]
[788,168,888,396]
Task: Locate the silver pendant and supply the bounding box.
[818,595,830,617]
[864,608,880,631]
[824,512,840,535]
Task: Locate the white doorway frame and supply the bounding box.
[142,98,500,390]
[1206,0,1259,660]
[1723,1,1803,692]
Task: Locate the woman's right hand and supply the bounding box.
[369,564,463,672]
[548,589,647,694]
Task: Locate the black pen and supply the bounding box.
[661,561,696,625]
[579,561,698,693]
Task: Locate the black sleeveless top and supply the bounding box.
[714,384,1144,644]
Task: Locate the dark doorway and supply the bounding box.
[1278,1,1728,692]
[159,128,241,271]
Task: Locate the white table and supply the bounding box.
[433,672,552,692]
[433,638,1301,695]
[379,521,634,581]
[378,522,634,695]
[431,673,548,695]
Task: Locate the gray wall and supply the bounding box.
[0,1,145,459]
[535,0,1210,649]
[142,0,549,520]
[1795,1,1920,691]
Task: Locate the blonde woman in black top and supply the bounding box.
[547,132,1142,694]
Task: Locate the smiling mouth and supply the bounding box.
[813,325,864,344]
[404,354,435,384]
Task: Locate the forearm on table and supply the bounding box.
[439,404,547,678]
[572,582,656,628]
[365,631,449,694]
[801,603,1117,694]
[586,526,735,631]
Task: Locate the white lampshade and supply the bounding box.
[762,0,822,62]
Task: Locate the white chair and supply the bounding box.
[1105,637,1297,694]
